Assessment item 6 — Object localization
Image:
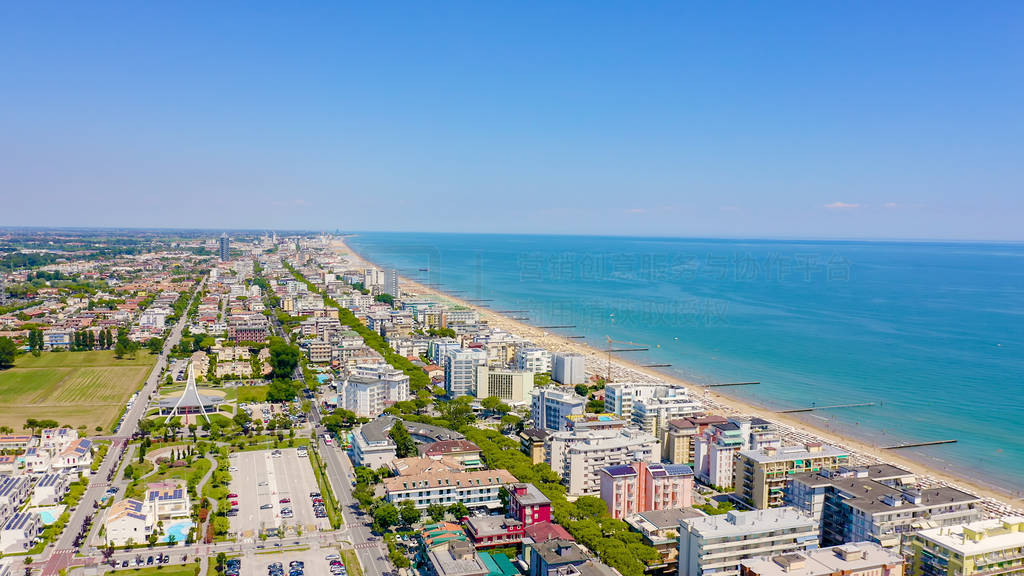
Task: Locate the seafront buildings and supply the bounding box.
[784,465,984,549]
[693,418,780,490]
[734,443,850,509]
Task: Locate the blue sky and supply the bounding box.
[2,2,1022,240]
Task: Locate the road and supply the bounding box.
[310,403,394,576]
[41,280,205,576]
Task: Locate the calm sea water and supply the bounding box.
[346,233,1024,494]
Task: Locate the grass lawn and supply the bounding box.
[0,350,156,432]
[339,550,362,576]
[234,385,269,403]
[109,565,199,576]
[126,458,211,500]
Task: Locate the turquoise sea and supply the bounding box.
[346,233,1024,495]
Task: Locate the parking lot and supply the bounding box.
[228,447,330,539]
[239,548,348,576]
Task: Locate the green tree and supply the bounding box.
[266,379,297,403]
[574,384,590,397]
[0,337,17,369]
[436,395,475,429]
[147,338,163,355]
[427,503,447,522]
[372,503,399,532]
[268,338,300,379]
[388,421,417,458]
[215,552,227,573]
[374,293,395,306]
[232,410,252,429]
[447,502,469,519]
[399,499,420,525]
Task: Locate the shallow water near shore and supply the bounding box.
[346,232,1024,495]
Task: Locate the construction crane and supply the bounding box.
[604,335,649,383]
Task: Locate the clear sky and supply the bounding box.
[2,2,1022,240]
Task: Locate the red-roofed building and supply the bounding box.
[418,440,484,469]
[523,522,573,543]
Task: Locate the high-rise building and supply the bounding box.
[600,461,694,519]
[475,366,534,404]
[734,443,850,509]
[551,353,586,385]
[219,233,230,261]
[678,508,820,576]
[444,347,488,398]
[546,427,661,497]
[530,388,586,432]
[785,465,983,550]
[384,268,400,298]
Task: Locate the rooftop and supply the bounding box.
[510,483,551,507]
[532,539,589,565]
[740,542,905,576]
[683,507,818,538]
[915,517,1024,555]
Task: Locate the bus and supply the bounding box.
[323,433,332,446]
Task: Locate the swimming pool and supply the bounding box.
[38,510,58,524]
[160,520,193,543]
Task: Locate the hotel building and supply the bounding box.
[908,517,1024,576]
[599,461,694,519]
[678,508,820,576]
[734,443,850,509]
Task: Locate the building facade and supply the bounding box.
[678,508,820,576]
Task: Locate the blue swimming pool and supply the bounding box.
[38,510,58,525]
[160,520,193,543]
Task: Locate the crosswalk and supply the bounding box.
[354,541,382,550]
[41,548,74,576]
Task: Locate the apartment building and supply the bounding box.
[663,415,728,465]
[694,418,779,490]
[383,468,516,510]
[547,427,660,497]
[445,348,489,398]
[741,543,905,576]
[475,366,534,404]
[531,388,587,432]
[784,465,983,549]
[909,517,1024,576]
[551,354,586,385]
[678,508,820,576]
[516,347,552,374]
[735,443,850,509]
[338,368,409,418]
[632,388,703,438]
[599,461,694,519]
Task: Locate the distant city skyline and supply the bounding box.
[2,3,1022,240]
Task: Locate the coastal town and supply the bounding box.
[0,230,1020,576]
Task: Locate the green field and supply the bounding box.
[0,351,156,433]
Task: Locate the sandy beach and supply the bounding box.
[331,236,1023,516]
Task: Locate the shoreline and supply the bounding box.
[332,236,1023,515]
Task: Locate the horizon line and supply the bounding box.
[0,224,1022,245]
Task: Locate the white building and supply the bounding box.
[104,479,192,546]
[444,347,488,398]
[547,427,661,497]
[740,542,905,576]
[631,388,702,437]
[531,388,587,432]
[51,438,93,476]
[104,499,150,546]
[0,477,30,509]
[678,508,820,576]
[694,418,778,490]
[475,366,534,404]
[0,512,41,552]
[338,367,410,418]
[551,354,586,385]
[515,347,552,374]
[383,468,516,510]
[351,418,398,468]
[30,473,70,506]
